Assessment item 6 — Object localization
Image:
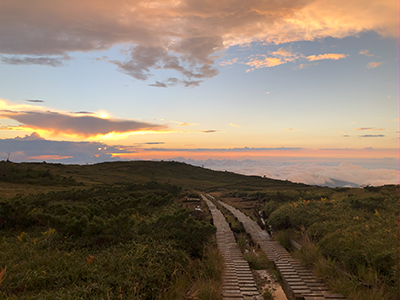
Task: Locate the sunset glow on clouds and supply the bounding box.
[0,99,167,139]
[0,0,397,84]
[306,53,348,62]
[0,0,398,186]
[244,50,348,72]
[367,61,383,69]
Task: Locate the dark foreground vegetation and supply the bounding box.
[0,161,398,299]
[0,179,220,299]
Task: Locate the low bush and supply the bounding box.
[0,182,218,299]
[265,186,399,299]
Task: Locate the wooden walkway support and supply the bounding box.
[217,199,347,300]
[201,195,263,300]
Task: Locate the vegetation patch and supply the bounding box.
[262,185,399,300]
[0,182,219,299]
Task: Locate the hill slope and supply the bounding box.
[0,160,311,197]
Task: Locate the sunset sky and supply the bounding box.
[0,0,399,185]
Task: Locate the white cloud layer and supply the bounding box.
[171,157,399,187]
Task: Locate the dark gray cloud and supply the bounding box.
[1,54,72,67]
[0,133,135,164]
[132,141,166,146]
[70,111,95,114]
[354,127,386,131]
[144,142,165,145]
[0,110,166,137]
[24,99,44,103]
[14,132,44,140]
[112,38,221,87]
[201,130,217,133]
[149,81,167,88]
[111,46,169,81]
[356,127,374,131]
[183,80,203,87]
[359,134,385,138]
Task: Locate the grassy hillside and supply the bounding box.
[1,160,398,299]
[0,160,309,197]
[0,181,222,299]
[221,185,399,300]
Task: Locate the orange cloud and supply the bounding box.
[359,49,373,56]
[367,61,383,68]
[247,49,349,71]
[306,53,348,61]
[229,123,242,128]
[178,122,197,127]
[245,48,301,71]
[220,58,238,66]
[246,57,284,72]
[269,48,299,59]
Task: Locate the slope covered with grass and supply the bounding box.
[257,185,400,300]
[0,182,221,299]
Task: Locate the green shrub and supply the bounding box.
[268,187,399,299]
[0,182,219,299]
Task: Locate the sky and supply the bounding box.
[0,0,399,186]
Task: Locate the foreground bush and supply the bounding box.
[0,183,218,299]
[265,186,399,299]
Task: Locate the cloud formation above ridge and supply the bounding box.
[0,99,166,138]
[1,110,166,137]
[0,0,397,86]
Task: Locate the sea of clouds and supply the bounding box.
[167,157,399,187]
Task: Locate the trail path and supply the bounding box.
[201,195,263,300]
[216,198,347,300]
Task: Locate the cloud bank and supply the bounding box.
[1,54,72,67]
[0,99,166,138]
[1,134,398,186]
[0,132,129,164]
[172,157,400,187]
[0,110,166,138]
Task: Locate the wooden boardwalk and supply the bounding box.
[216,199,347,300]
[201,195,263,300]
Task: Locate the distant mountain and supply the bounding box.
[321,178,360,188]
